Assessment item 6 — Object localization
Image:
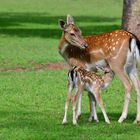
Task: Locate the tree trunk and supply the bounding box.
[122,0,140,40]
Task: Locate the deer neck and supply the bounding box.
[58,33,91,66]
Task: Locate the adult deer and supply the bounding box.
[58,15,140,123]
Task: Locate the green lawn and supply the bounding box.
[0,0,122,69]
[0,70,139,140]
[0,0,140,140]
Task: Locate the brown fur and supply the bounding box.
[59,30,133,67]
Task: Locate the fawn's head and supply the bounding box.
[59,15,88,49]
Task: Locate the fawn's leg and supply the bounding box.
[93,89,110,124]
[62,82,73,124]
[88,93,98,122]
[76,93,82,119]
[72,85,84,125]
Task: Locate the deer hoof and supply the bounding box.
[118,116,126,123]
[73,120,77,125]
[95,119,99,123]
[133,119,140,124]
[62,120,67,125]
[88,117,93,122]
[106,120,110,124]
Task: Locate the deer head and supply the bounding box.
[59,15,88,49]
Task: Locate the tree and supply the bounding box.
[122,0,140,39]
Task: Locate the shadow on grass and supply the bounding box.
[0,25,120,39]
[0,110,139,139]
[77,112,136,124]
[0,12,120,26]
[59,112,140,138]
[0,12,121,38]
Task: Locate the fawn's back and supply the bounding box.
[68,66,114,92]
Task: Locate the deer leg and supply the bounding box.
[93,91,110,124]
[88,93,98,122]
[76,93,82,120]
[62,82,73,124]
[72,85,84,125]
[114,70,132,123]
[128,66,140,123]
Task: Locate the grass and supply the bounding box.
[0,37,61,69]
[0,70,139,140]
[0,0,122,69]
[0,0,140,139]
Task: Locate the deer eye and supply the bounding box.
[74,28,79,32]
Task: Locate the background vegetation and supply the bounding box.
[0,0,140,139]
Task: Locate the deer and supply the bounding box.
[58,15,140,123]
[62,66,114,125]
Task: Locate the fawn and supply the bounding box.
[62,66,114,125]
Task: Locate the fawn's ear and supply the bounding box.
[67,14,74,25]
[96,66,103,72]
[96,66,111,73]
[59,20,66,30]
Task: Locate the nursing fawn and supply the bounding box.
[62,66,114,125]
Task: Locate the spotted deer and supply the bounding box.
[62,66,114,125]
[59,15,140,123]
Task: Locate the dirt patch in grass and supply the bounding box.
[0,67,30,73]
[0,62,69,73]
[45,62,69,70]
[33,61,69,70]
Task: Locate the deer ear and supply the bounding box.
[67,15,74,25]
[59,20,66,30]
